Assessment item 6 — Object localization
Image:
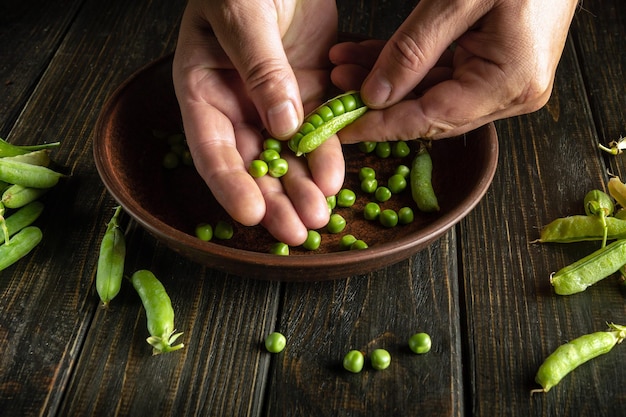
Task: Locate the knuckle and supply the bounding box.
[244,59,291,95]
[386,29,430,74]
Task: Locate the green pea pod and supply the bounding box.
[0,226,43,271]
[411,142,440,213]
[538,215,626,243]
[0,137,60,158]
[4,201,45,237]
[96,206,126,307]
[534,323,626,393]
[131,269,184,355]
[0,158,64,188]
[1,184,48,209]
[3,150,52,167]
[289,91,368,156]
[583,189,614,217]
[550,239,626,295]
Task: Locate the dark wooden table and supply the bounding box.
[2,0,626,416]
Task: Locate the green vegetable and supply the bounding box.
[360,178,378,194]
[302,230,321,250]
[264,332,287,353]
[411,142,440,212]
[374,186,391,202]
[550,239,626,295]
[248,160,269,178]
[268,158,288,178]
[270,242,289,255]
[195,223,213,241]
[394,164,410,178]
[263,138,282,153]
[0,226,43,271]
[1,184,48,209]
[131,269,184,355]
[374,142,391,158]
[343,350,365,373]
[3,201,44,238]
[0,158,64,189]
[327,213,346,234]
[533,323,626,393]
[398,207,415,224]
[370,348,391,370]
[363,202,381,221]
[358,141,376,153]
[350,239,368,250]
[0,137,60,158]
[260,149,280,163]
[538,215,626,243]
[336,189,356,208]
[96,206,126,307]
[359,167,376,181]
[387,174,407,194]
[379,209,398,228]
[339,234,357,250]
[409,332,432,354]
[214,220,234,240]
[584,189,614,247]
[288,91,368,156]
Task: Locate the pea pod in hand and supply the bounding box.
[533,323,626,393]
[288,91,368,156]
[96,206,126,307]
[411,142,440,213]
[131,269,184,355]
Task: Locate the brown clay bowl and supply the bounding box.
[93,53,498,281]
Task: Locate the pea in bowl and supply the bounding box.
[93,54,498,281]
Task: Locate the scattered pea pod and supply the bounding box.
[0,226,43,271]
[288,91,368,156]
[96,206,126,307]
[550,239,626,295]
[5,150,52,167]
[533,323,626,393]
[538,215,626,243]
[2,184,48,209]
[410,142,440,213]
[0,158,64,188]
[131,269,184,355]
[0,137,60,158]
[3,201,45,238]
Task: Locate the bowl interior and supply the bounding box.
[94,54,498,280]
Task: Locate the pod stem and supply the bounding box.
[147,330,184,355]
[0,203,8,245]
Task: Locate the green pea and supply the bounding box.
[131,269,184,355]
[533,323,626,393]
[375,142,391,158]
[181,149,193,166]
[411,143,440,212]
[358,141,376,153]
[3,201,44,238]
[195,223,213,241]
[343,350,365,373]
[291,92,368,156]
[350,239,368,250]
[395,164,411,178]
[374,186,392,202]
[538,215,626,243]
[361,178,378,194]
[317,106,335,122]
[268,158,288,178]
[327,213,346,234]
[327,195,337,211]
[263,138,282,153]
[337,188,356,207]
[359,167,376,181]
[0,136,60,157]
[0,157,65,189]
[392,141,411,158]
[550,238,626,295]
[260,149,280,163]
[398,207,415,224]
[306,113,325,128]
[248,160,269,178]
[96,206,126,308]
[388,174,407,194]
[339,234,357,250]
[214,221,234,240]
[162,152,179,169]
[302,230,322,250]
[0,226,42,272]
[379,209,398,228]
[363,202,381,221]
[264,331,287,353]
[269,242,290,255]
[370,348,391,370]
[339,94,358,111]
[409,332,432,354]
[1,184,48,209]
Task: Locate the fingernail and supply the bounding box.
[267,100,299,138]
[363,69,392,107]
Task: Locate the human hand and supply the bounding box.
[172,0,342,245]
[329,0,579,143]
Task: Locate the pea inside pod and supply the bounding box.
[288,91,368,156]
[533,323,626,393]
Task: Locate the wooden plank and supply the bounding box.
[266,237,464,416]
[460,16,626,416]
[0,0,84,137]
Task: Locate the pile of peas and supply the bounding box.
[533,178,626,392]
[0,138,63,272]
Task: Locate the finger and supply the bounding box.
[181,101,267,226]
[304,135,345,198]
[206,2,303,139]
[360,0,486,108]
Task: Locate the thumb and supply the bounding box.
[208,1,303,138]
[360,0,483,108]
